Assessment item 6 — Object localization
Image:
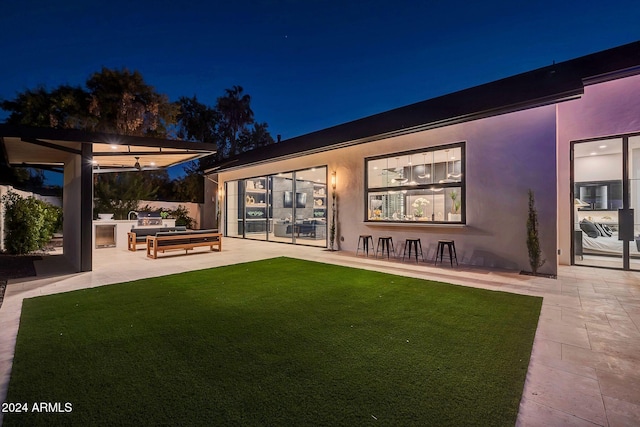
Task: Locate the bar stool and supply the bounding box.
[435,240,458,267]
[376,236,395,259]
[356,235,374,257]
[403,238,424,263]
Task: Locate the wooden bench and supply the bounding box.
[127,226,187,251]
[146,230,222,259]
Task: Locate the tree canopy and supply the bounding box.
[1,68,277,202]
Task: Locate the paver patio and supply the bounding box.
[1,239,639,426]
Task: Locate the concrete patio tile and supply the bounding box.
[598,370,640,406]
[517,397,603,426]
[586,323,640,358]
[603,396,640,427]
[561,307,610,327]
[605,313,640,335]
[531,352,597,379]
[538,305,562,322]
[536,319,591,349]
[579,298,625,314]
[531,337,562,360]
[524,363,606,425]
[562,343,640,376]
[540,293,583,310]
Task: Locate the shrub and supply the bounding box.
[2,191,62,254]
[526,189,545,275]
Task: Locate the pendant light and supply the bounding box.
[408,155,417,185]
[438,150,450,183]
[391,157,408,184]
[418,153,430,179]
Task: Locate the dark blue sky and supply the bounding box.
[1,1,638,160]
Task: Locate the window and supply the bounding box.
[365,143,465,223]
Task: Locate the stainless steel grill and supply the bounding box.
[136,211,163,227]
[137,217,163,227]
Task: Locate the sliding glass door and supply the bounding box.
[224,167,328,248]
[573,133,640,270]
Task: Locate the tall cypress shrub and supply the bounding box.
[526,189,545,275]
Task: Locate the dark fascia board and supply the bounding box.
[210,40,640,173]
[0,124,217,153]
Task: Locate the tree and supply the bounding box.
[171,162,204,203]
[86,67,177,137]
[139,169,173,200]
[216,85,254,157]
[175,95,219,143]
[93,172,159,220]
[238,122,275,153]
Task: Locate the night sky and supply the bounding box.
[1,1,638,160]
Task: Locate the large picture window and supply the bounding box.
[365,143,465,223]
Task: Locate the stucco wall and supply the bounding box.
[219,104,558,274]
[557,73,640,265]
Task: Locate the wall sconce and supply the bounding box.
[331,171,337,189]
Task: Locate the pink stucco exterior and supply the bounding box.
[557,73,640,265]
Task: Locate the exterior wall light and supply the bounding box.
[331,170,337,189]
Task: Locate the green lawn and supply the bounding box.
[4,257,541,426]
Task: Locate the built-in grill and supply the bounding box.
[136,211,163,227]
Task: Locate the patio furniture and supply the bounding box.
[403,238,424,263]
[127,226,187,251]
[146,230,222,259]
[356,235,374,257]
[376,236,395,259]
[435,240,458,267]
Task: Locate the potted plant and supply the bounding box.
[412,198,429,219]
[448,190,461,222]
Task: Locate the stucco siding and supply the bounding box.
[219,104,558,275]
[556,73,640,265]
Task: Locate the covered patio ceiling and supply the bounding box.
[0,124,217,172]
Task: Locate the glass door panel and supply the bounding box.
[629,135,640,270]
[294,167,327,247]
[225,180,242,237]
[271,172,294,243]
[573,138,623,269]
[244,177,269,240]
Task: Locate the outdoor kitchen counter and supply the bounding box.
[92,219,177,250]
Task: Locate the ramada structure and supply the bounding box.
[206,41,640,275]
[0,126,217,272]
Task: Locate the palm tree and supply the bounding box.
[216,85,254,157]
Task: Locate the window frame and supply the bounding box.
[364,142,466,224]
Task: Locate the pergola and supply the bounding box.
[0,124,217,272]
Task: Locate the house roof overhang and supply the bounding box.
[0,125,217,173]
[206,40,640,174]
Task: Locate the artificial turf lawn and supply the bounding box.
[4,257,541,426]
